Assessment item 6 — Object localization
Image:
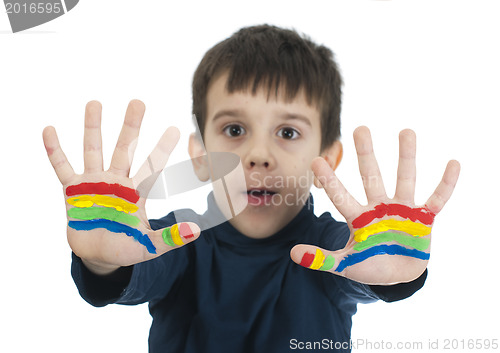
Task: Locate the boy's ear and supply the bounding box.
[188,133,210,182]
[313,140,343,188]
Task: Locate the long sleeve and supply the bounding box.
[369,268,427,302]
[71,253,133,307]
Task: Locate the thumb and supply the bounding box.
[149,222,201,255]
[290,244,342,274]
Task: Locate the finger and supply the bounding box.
[425,160,461,215]
[291,243,429,284]
[84,100,104,173]
[353,126,387,202]
[109,100,146,176]
[311,157,362,222]
[290,244,343,274]
[148,221,201,255]
[394,129,416,202]
[133,126,180,197]
[42,126,76,185]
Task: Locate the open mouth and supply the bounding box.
[246,189,277,206]
[246,189,277,196]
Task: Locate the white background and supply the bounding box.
[1,0,499,352]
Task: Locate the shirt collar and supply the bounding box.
[200,191,315,247]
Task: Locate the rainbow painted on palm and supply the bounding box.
[67,194,139,213]
[298,204,435,273]
[65,182,156,254]
[353,219,431,242]
[66,182,140,203]
[336,203,434,272]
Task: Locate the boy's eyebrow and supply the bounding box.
[279,113,312,127]
[211,109,312,127]
[211,109,243,122]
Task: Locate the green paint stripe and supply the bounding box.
[162,227,175,247]
[319,255,335,271]
[353,231,431,252]
[67,207,140,227]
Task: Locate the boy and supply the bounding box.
[43,25,460,352]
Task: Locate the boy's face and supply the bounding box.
[194,72,326,239]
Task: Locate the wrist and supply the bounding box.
[81,258,120,276]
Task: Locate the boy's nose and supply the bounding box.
[244,140,276,171]
[250,160,269,168]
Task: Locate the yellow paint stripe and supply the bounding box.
[170,224,184,246]
[309,249,326,270]
[354,219,431,242]
[67,194,138,214]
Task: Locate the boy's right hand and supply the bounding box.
[43,100,201,276]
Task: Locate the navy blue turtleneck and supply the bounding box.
[71,193,426,352]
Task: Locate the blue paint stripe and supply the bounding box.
[335,244,429,272]
[68,219,156,254]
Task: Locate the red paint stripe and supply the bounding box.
[352,203,435,229]
[179,223,194,239]
[65,182,140,203]
[299,252,315,268]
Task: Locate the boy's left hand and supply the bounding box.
[290,126,460,285]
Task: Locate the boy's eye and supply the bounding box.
[277,127,300,140]
[223,124,246,137]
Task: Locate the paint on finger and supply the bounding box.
[319,255,335,271]
[179,223,194,239]
[299,249,335,271]
[162,223,194,247]
[299,252,315,268]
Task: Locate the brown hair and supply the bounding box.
[192,24,343,152]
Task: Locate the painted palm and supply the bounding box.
[291,127,460,285]
[43,100,200,274]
